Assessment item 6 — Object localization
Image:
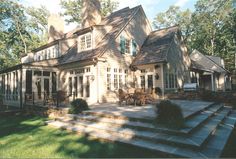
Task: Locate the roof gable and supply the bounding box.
[190,50,228,73]
[59,6,141,65]
[132,26,179,66]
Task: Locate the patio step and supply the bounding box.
[61,103,224,136]
[47,109,236,158]
[52,106,231,150]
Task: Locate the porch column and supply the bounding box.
[22,69,26,105]
[211,73,215,92]
[161,64,165,99]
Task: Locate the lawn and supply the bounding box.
[0,115,161,158]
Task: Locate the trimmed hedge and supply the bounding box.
[156,100,184,128]
[68,99,89,114]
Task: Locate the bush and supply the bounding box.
[68,99,89,114]
[156,100,184,128]
[0,94,3,105]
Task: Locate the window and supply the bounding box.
[165,69,178,89]
[114,74,118,89]
[141,69,146,73]
[86,34,91,48]
[44,51,47,60]
[86,76,90,97]
[141,76,145,89]
[52,48,55,58]
[74,77,78,97]
[48,50,51,59]
[80,36,86,50]
[148,75,153,89]
[79,76,83,97]
[107,74,111,90]
[132,40,137,56]
[120,36,125,54]
[107,68,111,90]
[86,67,90,72]
[125,39,130,54]
[80,34,92,50]
[119,75,122,88]
[69,77,72,95]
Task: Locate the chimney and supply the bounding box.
[81,0,102,28]
[48,14,64,43]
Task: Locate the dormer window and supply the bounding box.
[120,35,137,56]
[80,33,92,51]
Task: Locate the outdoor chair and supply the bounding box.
[133,91,146,106]
[118,89,129,106]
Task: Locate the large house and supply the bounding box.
[0,0,230,108]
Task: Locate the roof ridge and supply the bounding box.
[97,5,141,58]
[152,25,179,33]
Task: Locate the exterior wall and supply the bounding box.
[135,64,164,99]
[165,34,191,90]
[97,8,152,102]
[59,61,98,105]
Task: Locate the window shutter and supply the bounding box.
[120,36,125,54]
[132,40,137,56]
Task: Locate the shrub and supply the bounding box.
[156,100,184,128]
[68,99,89,114]
[0,94,3,105]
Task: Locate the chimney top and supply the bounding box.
[48,14,64,43]
[81,0,102,28]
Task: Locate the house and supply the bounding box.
[0,0,230,108]
[190,50,231,91]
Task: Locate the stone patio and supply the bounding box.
[47,100,236,158]
[89,100,214,120]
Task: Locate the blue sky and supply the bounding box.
[21,0,198,31]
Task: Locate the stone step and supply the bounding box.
[45,119,208,158]
[52,106,231,150]
[47,109,236,158]
[60,103,224,136]
[200,110,236,158]
[82,110,154,123]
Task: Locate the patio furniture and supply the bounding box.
[118,89,129,106]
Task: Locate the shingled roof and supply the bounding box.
[58,6,141,65]
[132,26,179,66]
[190,50,228,73]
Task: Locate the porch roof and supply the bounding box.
[0,64,23,74]
[131,26,179,66]
[190,50,229,74]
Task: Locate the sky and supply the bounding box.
[22,0,198,32]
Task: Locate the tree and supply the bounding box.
[60,0,119,24]
[0,0,49,69]
[153,5,192,40]
[153,0,236,71]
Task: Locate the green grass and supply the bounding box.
[0,115,163,158]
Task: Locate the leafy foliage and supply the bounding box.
[153,0,236,71]
[156,100,184,128]
[68,99,89,114]
[60,0,119,24]
[0,0,49,70]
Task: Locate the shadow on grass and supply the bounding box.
[0,115,164,158]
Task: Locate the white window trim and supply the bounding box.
[79,33,93,51]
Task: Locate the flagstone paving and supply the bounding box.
[47,100,236,158]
